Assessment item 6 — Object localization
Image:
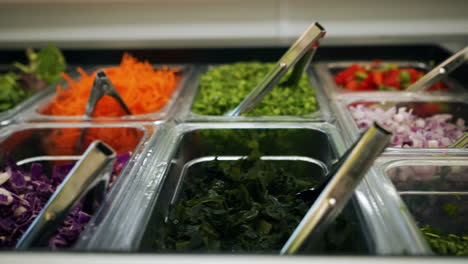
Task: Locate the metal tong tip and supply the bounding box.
[85,69,132,117]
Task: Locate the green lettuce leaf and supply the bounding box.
[14,44,66,84]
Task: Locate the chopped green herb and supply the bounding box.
[192,62,318,116]
[421,225,468,256]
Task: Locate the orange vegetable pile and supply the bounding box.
[37,54,175,158]
[41,53,180,116]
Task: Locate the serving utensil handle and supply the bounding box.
[281,123,392,255]
[406,46,468,92]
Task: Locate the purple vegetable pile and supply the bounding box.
[350,104,466,148]
[0,152,131,249]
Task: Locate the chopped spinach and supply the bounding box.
[191,62,318,116]
[153,155,316,252]
[150,152,367,253]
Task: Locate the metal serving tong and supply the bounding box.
[280,123,392,255]
[226,22,326,117]
[85,70,132,116]
[406,46,468,92]
[77,70,132,150]
[16,141,116,249]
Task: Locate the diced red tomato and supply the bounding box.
[359,76,375,90]
[372,72,384,86]
[383,69,400,89]
[345,80,360,90]
[335,62,449,92]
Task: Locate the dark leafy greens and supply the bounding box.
[150,151,367,253]
[192,62,318,116]
[153,154,317,252]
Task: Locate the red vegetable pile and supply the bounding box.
[0,153,130,249]
[334,61,448,91]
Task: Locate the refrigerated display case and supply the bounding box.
[0,1,467,262]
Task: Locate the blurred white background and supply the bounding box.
[0,0,467,49]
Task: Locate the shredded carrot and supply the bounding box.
[38,54,175,157]
[41,53,180,116]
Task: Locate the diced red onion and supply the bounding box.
[349,104,466,148]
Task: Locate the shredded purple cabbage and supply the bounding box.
[0,152,131,249]
[349,104,466,148]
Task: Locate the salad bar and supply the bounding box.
[0,38,467,259]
